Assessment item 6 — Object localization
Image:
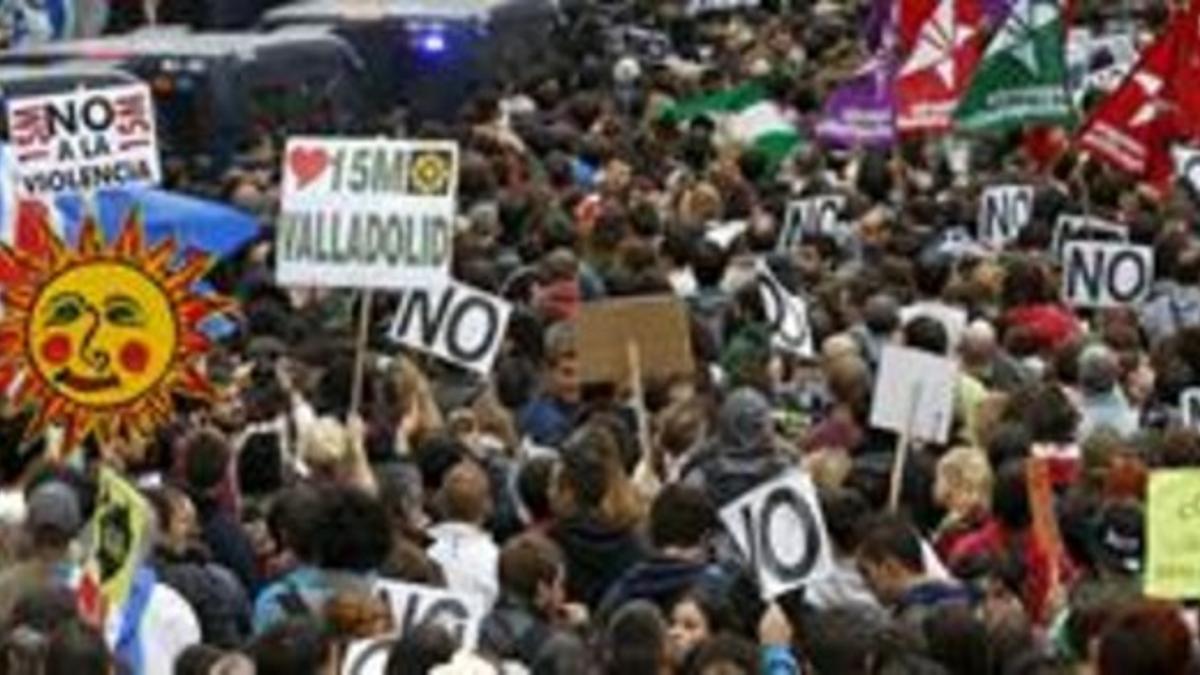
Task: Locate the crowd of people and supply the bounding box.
[1,0,1199,674]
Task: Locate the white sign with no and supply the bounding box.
[387,279,512,376]
[720,469,833,599]
[1062,241,1153,308]
[6,83,160,196]
[978,185,1033,247]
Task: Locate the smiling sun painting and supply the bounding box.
[0,207,233,453]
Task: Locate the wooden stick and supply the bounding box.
[888,383,923,512]
[350,290,373,417]
[627,341,652,460]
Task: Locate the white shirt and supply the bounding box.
[105,582,201,675]
[427,522,499,609]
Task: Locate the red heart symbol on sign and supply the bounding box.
[288,146,329,189]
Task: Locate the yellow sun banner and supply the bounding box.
[0,207,234,453]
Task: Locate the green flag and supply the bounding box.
[661,83,805,168]
[954,0,1074,132]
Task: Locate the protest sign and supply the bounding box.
[1181,388,1200,431]
[276,137,458,290]
[0,209,231,452]
[374,579,486,650]
[6,83,160,196]
[1062,241,1153,308]
[1174,146,1200,197]
[756,261,813,357]
[342,637,392,675]
[577,296,694,385]
[978,185,1033,247]
[387,279,512,376]
[1146,469,1200,598]
[82,467,152,613]
[720,469,833,599]
[1051,214,1128,261]
[778,195,846,250]
[870,345,958,445]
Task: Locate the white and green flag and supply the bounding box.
[955,0,1074,132]
[662,83,804,167]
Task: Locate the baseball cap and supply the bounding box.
[26,481,82,537]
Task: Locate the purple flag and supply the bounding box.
[980,0,1012,25]
[816,57,896,150]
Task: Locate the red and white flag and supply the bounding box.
[1077,2,1200,190]
[896,0,986,133]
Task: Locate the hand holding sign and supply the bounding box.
[1062,242,1154,308]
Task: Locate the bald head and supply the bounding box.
[960,320,997,368]
[822,333,861,365]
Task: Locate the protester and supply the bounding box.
[4,0,1200,673]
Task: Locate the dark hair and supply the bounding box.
[820,488,871,555]
[605,601,667,675]
[175,645,227,675]
[532,633,591,675]
[1020,385,1078,445]
[857,514,924,572]
[517,457,556,524]
[691,239,728,289]
[650,484,716,551]
[314,486,392,572]
[183,429,232,493]
[1098,601,1194,675]
[249,618,331,675]
[268,485,324,563]
[992,460,1031,531]
[685,633,760,675]
[43,620,110,675]
[798,605,882,675]
[557,427,613,511]
[499,532,564,603]
[914,254,953,298]
[903,316,949,356]
[385,622,457,675]
[673,586,737,637]
[986,423,1031,468]
[922,605,990,675]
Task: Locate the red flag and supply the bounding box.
[1077,2,1200,189]
[899,0,941,52]
[895,0,985,133]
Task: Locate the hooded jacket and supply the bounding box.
[682,388,789,507]
[549,513,646,607]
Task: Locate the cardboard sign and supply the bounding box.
[276,137,458,289]
[577,296,694,385]
[778,195,846,250]
[1146,469,1200,598]
[870,345,958,445]
[978,185,1033,247]
[1052,214,1128,261]
[757,261,813,357]
[720,469,833,599]
[374,579,486,649]
[1174,146,1200,197]
[6,83,160,196]
[1062,241,1154,308]
[1181,388,1200,430]
[387,279,512,376]
[83,468,152,611]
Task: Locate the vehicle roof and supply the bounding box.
[263,0,554,24]
[0,62,139,100]
[0,27,356,63]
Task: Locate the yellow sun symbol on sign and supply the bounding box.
[0,209,233,453]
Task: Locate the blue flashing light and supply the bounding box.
[419,33,446,53]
